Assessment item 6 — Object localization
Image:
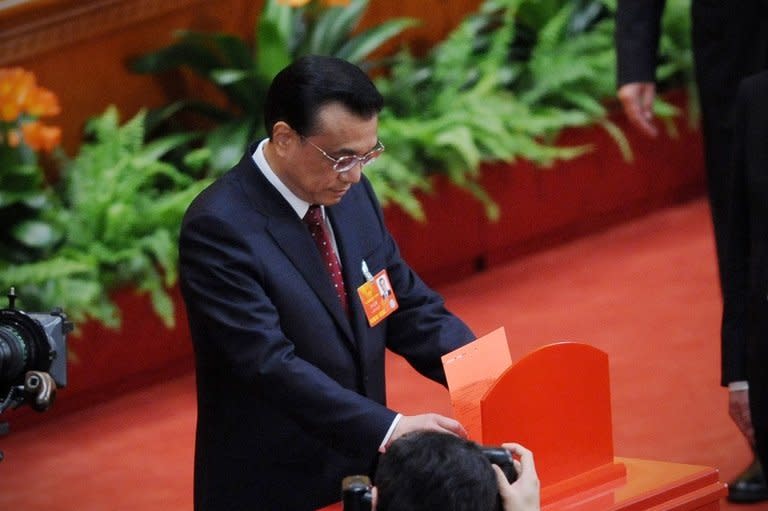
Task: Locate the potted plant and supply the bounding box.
[0,68,213,411]
[0,105,210,328]
[0,67,63,268]
[129,0,418,176]
[368,0,700,280]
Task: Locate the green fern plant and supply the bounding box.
[370,0,694,218]
[130,0,417,175]
[0,149,62,264]
[370,0,598,220]
[0,106,212,328]
[656,0,698,131]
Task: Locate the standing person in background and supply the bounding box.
[615,0,768,502]
[179,55,475,511]
[720,69,768,506]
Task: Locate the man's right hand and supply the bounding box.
[618,81,658,138]
[385,413,467,450]
[494,443,540,511]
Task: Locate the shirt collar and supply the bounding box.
[252,138,321,220]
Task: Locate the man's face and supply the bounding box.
[278,102,379,206]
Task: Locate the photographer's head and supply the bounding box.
[374,431,498,511]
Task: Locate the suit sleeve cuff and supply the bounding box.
[378,414,402,452]
[728,381,749,392]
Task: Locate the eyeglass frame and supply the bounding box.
[302,137,385,173]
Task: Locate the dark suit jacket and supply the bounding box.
[721,71,768,441]
[615,0,768,385]
[179,146,475,510]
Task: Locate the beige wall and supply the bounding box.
[0,0,482,153]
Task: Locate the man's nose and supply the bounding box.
[340,162,363,183]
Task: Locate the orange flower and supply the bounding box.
[20,120,61,152]
[1,68,34,121]
[1,67,61,152]
[5,129,20,147]
[0,67,60,121]
[0,68,32,121]
[25,86,60,118]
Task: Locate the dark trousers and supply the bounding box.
[725,69,768,469]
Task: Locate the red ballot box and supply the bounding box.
[319,341,726,511]
[479,342,726,509]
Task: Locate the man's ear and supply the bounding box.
[271,121,297,157]
[371,486,378,510]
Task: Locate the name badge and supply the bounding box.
[357,267,398,327]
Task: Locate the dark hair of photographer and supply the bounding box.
[374,431,499,511]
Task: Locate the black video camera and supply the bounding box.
[341,446,518,511]
[0,287,72,415]
[342,475,373,511]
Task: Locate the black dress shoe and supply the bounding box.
[728,458,768,503]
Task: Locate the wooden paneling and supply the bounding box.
[0,0,264,152]
[0,0,482,154]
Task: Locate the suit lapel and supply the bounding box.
[268,214,356,344]
[235,152,357,350]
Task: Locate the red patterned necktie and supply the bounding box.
[303,205,349,314]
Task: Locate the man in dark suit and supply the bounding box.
[721,69,768,501]
[178,55,475,511]
[615,0,768,501]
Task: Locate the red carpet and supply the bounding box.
[1,197,766,510]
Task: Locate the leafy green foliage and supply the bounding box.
[129,0,694,221]
[656,0,698,129]
[0,143,62,264]
[130,0,417,175]
[0,107,212,328]
[371,0,605,218]
[0,0,696,331]
[371,0,693,217]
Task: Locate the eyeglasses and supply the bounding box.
[304,138,385,173]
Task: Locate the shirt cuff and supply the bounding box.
[728,381,749,392]
[378,414,402,453]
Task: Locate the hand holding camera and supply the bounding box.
[492,443,540,511]
[482,445,518,483]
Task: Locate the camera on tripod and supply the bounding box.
[0,287,71,415]
[341,445,518,511]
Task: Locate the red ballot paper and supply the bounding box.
[440,327,511,441]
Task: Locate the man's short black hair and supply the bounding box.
[263,55,384,137]
[375,431,498,511]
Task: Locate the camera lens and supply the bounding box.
[0,324,30,385]
[0,309,51,389]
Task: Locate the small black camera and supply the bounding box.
[481,446,518,484]
[482,446,519,511]
[342,475,373,511]
[0,287,72,415]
